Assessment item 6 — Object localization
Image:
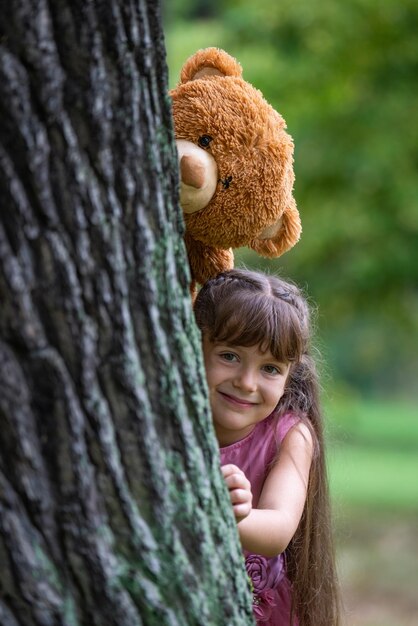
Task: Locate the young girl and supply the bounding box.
[194,269,340,626]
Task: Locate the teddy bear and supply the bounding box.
[170,47,301,290]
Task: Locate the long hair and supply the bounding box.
[194,268,341,626]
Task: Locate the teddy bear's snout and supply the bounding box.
[181,156,205,188]
[176,139,218,214]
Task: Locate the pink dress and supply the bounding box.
[220,412,300,625]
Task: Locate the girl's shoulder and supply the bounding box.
[276,411,302,444]
[276,413,315,467]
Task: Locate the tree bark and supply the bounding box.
[0,1,254,624]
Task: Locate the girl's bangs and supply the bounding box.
[209,292,303,363]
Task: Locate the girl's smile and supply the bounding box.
[203,338,290,446]
[218,391,259,408]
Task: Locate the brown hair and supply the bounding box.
[194,268,341,626]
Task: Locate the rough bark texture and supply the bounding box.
[0,1,254,624]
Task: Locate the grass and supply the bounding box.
[324,393,418,625]
[326,394,418,512]
[330,444,418,511]
[327,394,418,448]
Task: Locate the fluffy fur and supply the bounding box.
[170,48,301,289]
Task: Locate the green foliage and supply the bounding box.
[221,0,418,296]
[165,20,230,88]
[162,0,221,23]
[164,0,418,395]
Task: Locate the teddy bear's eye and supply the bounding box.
[198,135,213,149]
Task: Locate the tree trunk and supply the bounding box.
[0,1,254,624]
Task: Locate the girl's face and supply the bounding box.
[202,337,291,446]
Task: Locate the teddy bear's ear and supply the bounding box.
[180,47,243,84]
[249,200,302,258]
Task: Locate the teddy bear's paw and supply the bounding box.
[185,233,234,285]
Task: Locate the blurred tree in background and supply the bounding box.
[163,0,418,397]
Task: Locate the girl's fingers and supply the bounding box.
[221,464,244,478]
[221,464,252,521]
[221,465,251,491]
[233,502,252,520]
[229,488,252,506]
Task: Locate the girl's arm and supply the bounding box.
[236,422,313,558]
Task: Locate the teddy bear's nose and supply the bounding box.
[180,156,205,189]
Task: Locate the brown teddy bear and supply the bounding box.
[170,47,301,291]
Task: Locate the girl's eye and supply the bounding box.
[263,364,281,375]
[220,352,237,362]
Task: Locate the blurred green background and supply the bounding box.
[162,1,418,624]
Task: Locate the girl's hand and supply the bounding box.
[221,464,253,523]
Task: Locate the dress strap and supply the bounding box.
[277,412,300,444]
